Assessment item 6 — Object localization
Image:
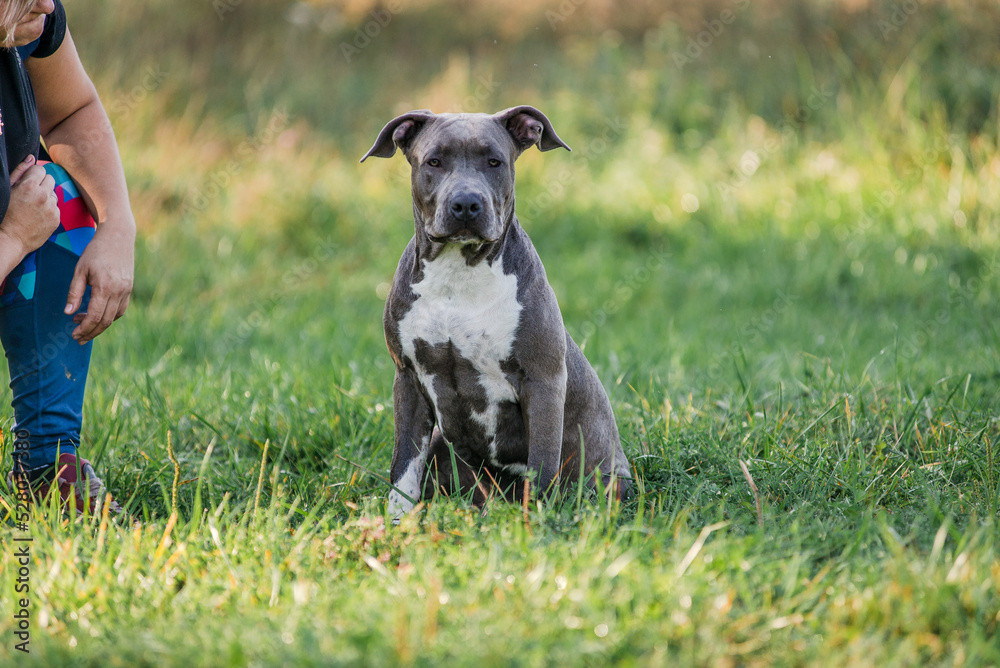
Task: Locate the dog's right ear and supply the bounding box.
[360,110,436,162]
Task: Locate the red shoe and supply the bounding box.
[9,453,124,518]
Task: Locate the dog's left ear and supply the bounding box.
[496,106,571,154]
[360,110,437,162]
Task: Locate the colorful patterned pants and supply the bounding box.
[0,162,95,476]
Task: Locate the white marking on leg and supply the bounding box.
[388,434,430,522]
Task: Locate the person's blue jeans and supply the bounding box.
[1,163,95,480]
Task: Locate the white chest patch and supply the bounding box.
[398,247,522,451]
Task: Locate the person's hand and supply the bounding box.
[0,155,60,255]
[64,218,135,343]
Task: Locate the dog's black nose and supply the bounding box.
[450,193,483,222]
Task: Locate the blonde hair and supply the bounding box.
[0,1,36,48]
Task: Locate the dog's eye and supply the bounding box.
[427,158,441,167]
[488,159,502,167]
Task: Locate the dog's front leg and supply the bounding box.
[388,366,435,521]
[520,370,568,498]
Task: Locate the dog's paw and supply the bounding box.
[387,490,414,525]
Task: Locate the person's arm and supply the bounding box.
[27,26,135,344]
[0,156,61,279]
[0,241,25,280]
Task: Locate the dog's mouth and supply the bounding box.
[426,201,501,246]
[428,230,495,246]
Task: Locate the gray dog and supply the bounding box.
[361,106,632,518]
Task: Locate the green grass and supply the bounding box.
[1,0,1000,665]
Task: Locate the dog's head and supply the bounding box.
[361,106,570,248]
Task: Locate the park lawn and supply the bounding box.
[2,0,1000,665]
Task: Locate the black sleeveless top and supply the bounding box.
[0,1,66,220]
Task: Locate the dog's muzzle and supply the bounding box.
[430,191,499,244]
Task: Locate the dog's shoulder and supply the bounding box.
[500,219,550,297]
[383,238,419,353]
[499,219,562,323]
